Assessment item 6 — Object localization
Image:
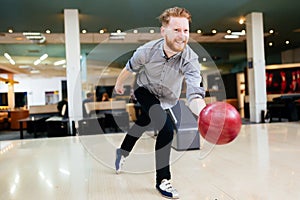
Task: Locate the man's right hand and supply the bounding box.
[114,83,124,95]
[114,67,132,95]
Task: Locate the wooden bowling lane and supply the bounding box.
[0,122,299,199]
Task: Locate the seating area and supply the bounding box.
[0,111,10,130]
[2,93,299,140]
[267,94,300,122]
[0,106,30,131]
[0,100,132,139]
[1,96,224,139]
[80,100,130,135]
[244,94,300,122]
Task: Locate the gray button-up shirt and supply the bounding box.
[125,38,205,109]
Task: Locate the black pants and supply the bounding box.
[120,87,175,184]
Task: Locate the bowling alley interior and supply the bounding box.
[0,1,300,199]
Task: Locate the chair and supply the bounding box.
[83,100,130,133]
[78,117,105,135]
[170,100,200,151]
[45,116,70,137]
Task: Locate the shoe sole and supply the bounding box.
[156,188,179,199]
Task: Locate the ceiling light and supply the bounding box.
[34,54,48,65]
[133,30,138,33]
[268,42,273,46]
[149,29,155,33]
[45,29,51,34]
[116,29,122,33]
[19,65,31,69]
[40,54,48,61]
[34,60,41,65]
[110,32,126,36]
[26,36,44,40]
[211,29,217,34]
[8,29,13,33]
[110,31,126,40]
[239,18,245,24]
[227,30,232,34]
[231,31,245,36]
[23,32,41,36]
[285,40,290,44]
[9,59,15,65]
[196,30,202,34]
[23,32,46,43]
[224,35,239,39]
[99,29,105,34]
[4,53,15,65]
[269,29,274,34]
[54,60,66,66]
[109,35,125,40]
[81,29,87,34]
[4,53,12,60]
[30,69,40,74]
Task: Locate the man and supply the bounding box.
[57,98,68,118]
[82,92,94,118]
[114,7,206,199]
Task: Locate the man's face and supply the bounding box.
[161,17,190,53]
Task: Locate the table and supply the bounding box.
[18,117,44,139]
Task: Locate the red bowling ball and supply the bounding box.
[198,102,242,145]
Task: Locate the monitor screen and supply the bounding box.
[15,92,27,108]
[0,93,8,106]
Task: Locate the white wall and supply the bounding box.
[0,72,134,107]
[0,75,66,106]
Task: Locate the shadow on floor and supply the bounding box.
[0,130,47,141]
[0,118,273,141]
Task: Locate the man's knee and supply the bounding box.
[148,104,167,131]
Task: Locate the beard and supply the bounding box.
[165,35,188,53]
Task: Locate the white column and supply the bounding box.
[64,9,83,134]
[246,12,267,123]
[7,74,15,109]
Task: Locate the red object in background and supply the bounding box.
[297,70,300,92]
[198,102,242,145]
[267,73,273,87]
[280,71,286,93]
[290,71,297,92]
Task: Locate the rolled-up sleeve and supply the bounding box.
[183,59,206,102]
